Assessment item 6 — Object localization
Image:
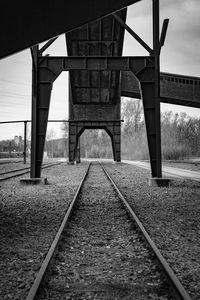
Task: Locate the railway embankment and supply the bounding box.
[0,161,199,299]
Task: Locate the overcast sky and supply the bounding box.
[0,0,200,140]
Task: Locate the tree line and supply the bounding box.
[121,98,200,160]
[60,98,200,161]
[1,98,199,160]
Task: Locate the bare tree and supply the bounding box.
[121,98,144,134]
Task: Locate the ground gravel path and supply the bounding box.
[0,162,89,300]
[39,163,171,300]
[104,162,200,300]
[162,161,200,172]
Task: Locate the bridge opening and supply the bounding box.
[121,97,149,161]
[78,129,113,161]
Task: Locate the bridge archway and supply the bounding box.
[75,128,114,162]
[70,124,120,163]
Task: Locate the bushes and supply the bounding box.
[121,99,200,161]
[162,144,189,160]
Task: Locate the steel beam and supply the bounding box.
[75,138,81,163]
[152,0,162,178]
[68,121,121,163]
[132,0,161,178]
[31,47,56,178]
[159,19,169,49]
[113,13,153,54]
[38,56,153,72]
[30,46,38,178]
[123,0,162,178]
[0,0,141,59]
[31,55,153,177]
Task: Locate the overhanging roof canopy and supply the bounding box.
[0,0,141,59]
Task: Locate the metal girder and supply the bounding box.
[38,56,153,72]
[31,55,156,177]
[29,0,166,179]
[68,121,121,163]
[129,63,161,177]
[150,0,161,177]
[31,46,54,178]
[113,13,153,54]
[0,0,141,59]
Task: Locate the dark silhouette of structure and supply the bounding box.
[1,0,200,184]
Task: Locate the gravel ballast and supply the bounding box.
[104,162,200,300]
[0,161,199,299]
[0,162,89,300]
[40,163,171,300]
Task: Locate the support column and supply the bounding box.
[135,0,162,178]
[106,122,121,162]
[152,0,162,178]
[139,80,160,177]
[110,134,117,162]
[113,123,121,162]
[30,46,54,178]
[75,137,81,163]
[68,122,77,163]
[30,46,38,177]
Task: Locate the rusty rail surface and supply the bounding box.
[26,161,191,300]
[101,162,191,300]
[0,162,63,182]
[26,163,91,300]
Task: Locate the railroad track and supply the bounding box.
[0,162,63,182]
[0,159,21,165]
[26,162,191,300]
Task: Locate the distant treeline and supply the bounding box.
[1,99,199,160]
[120,99,200,160]
[61,98,200,160]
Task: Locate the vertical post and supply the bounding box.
[76,137,81,163]
[23,121,27,164]
[153,0,162,178]
[9,141,11,158]
[30,46,38,177]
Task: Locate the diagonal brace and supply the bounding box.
[159,18,169,51]
[39,36,59,55]
[113,13,153,54]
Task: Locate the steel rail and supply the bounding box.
[0,166,30,176]
[100,163,191,300]
[0,162,63,182]
[0,160,21,165]
[26,163,91,300]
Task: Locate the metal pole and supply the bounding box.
[153,0,162,178]
[23,121,27,164]
[30,46,38,178]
